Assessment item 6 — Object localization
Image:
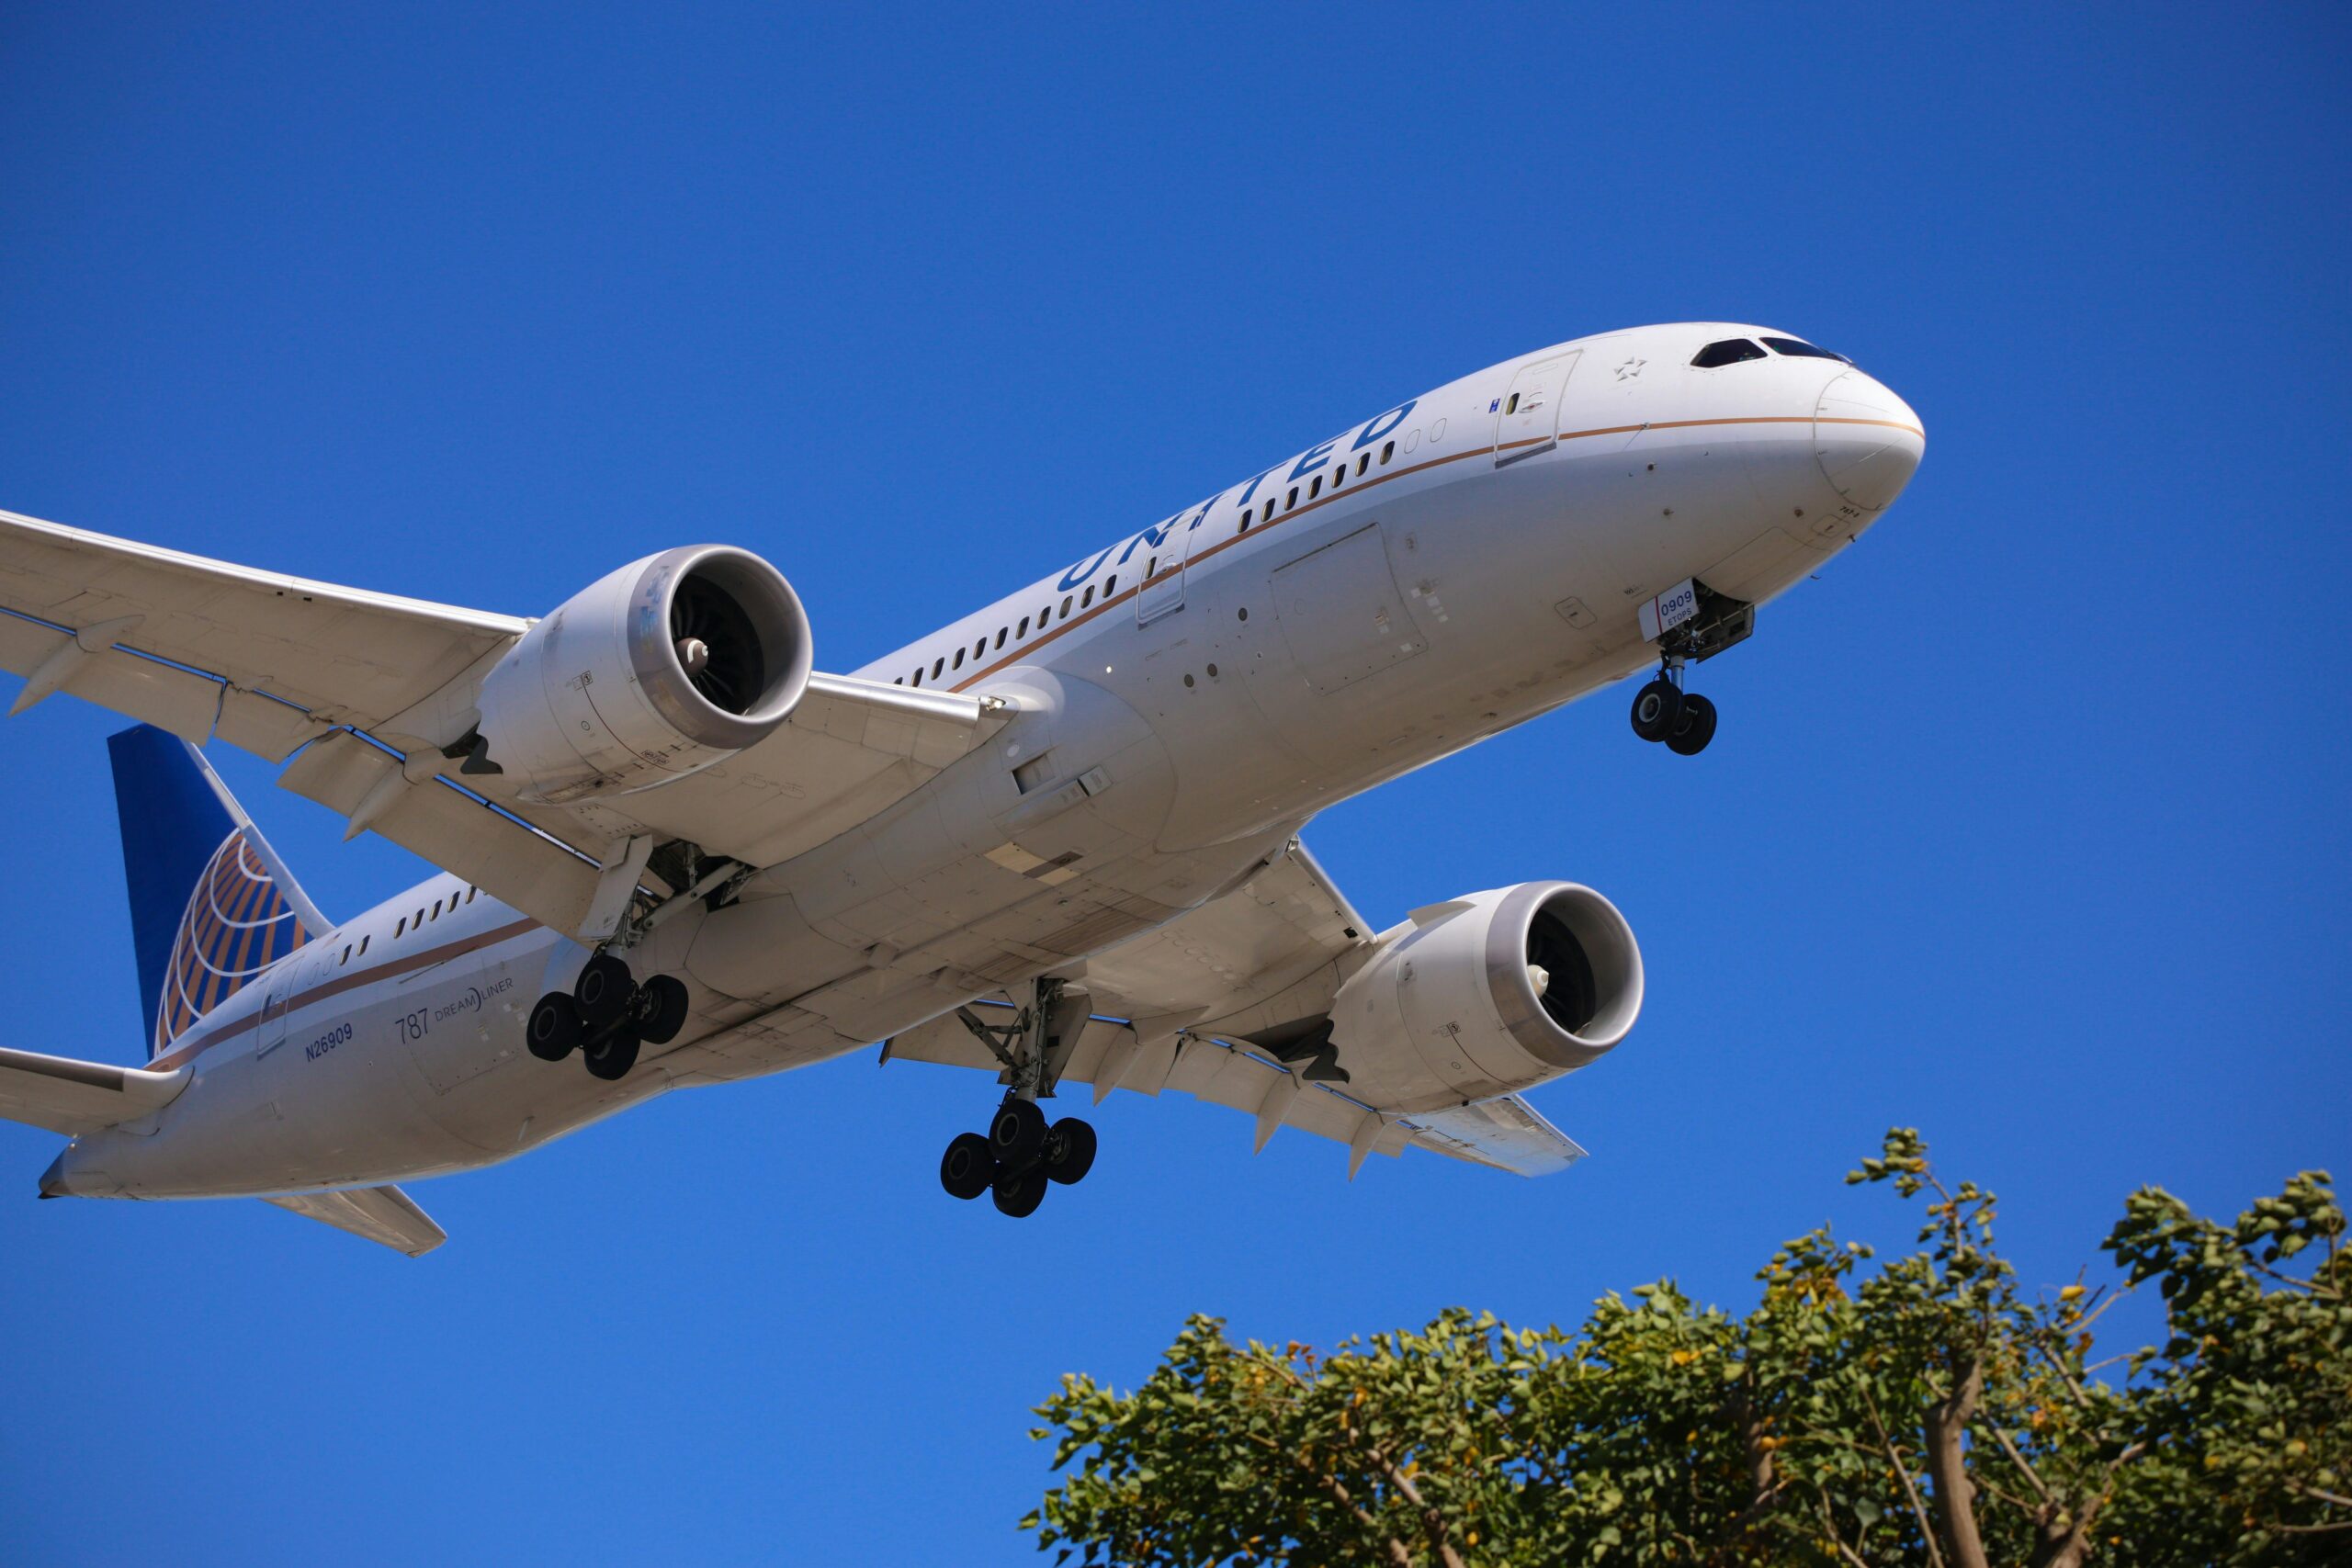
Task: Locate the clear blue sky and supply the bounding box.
[3,6,2346,1562]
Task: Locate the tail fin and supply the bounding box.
[107,726,329,1061]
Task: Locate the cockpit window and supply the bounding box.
[1690,338,1768,368]
[1761,336,1851,363]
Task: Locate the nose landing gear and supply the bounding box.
[1628,659,1717,756]
[935,978,1099,1217]
[526,954,691,1082]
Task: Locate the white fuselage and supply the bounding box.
[50,322,1922,1200]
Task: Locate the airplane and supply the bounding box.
[0,322,1921,1255]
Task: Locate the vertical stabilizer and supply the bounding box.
[107,726,327,1060]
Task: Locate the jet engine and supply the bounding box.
[475,546,813,803]
[1329,882,1643,1112]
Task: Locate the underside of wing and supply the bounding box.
[881,838,1597,1179]
[0,510,1009,937]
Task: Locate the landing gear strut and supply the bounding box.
[935,977,1098,1217]
[526,956,691,1082]
[1629,657,1717,756]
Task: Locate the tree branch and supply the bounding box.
[1861,1383,1948,1568]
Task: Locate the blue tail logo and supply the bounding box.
[108,725,325,1060]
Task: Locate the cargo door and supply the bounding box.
[1493,351,1580,468]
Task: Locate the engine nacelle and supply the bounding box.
[1329,883,1643,1112]
[477,546,813,803]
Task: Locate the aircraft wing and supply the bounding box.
[0,509,1007,935]
[882,838,1587,1178]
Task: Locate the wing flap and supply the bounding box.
[276,731,603,936]
[0,1045,188,1137]
[1398,1095,1588,1177]
[264,1184,447,1257]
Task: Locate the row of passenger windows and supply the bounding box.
[340,885,483,964]
[1690,335,1852,368]
[891,435,1403,688]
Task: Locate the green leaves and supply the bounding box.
[1027,1134,2350,1565]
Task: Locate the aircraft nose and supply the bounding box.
[1812,369,1925,512]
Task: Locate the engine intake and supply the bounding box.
[477,546,813,803]
[1329,882,1643,1113]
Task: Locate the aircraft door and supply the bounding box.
[1493,352,1580,468]
[1136,510,1200,625]
[254,947,313,1058]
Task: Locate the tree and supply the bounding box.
[1025,1132,2348,1565]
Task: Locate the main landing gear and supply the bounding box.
[526,953,690,1082]
[1629,659,1717,756]
[936,977,1098,1217]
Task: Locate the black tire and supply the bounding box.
[636,975,690,1045]
[991,1164,1049,1218]
[1629,679,1685,742]
[526,992,582,1061]
[1041,1117,1097,1186]
[573,953,635,1025]
[1666,693,1718,756]
[988,1098,1048,1171]
[940,1132,997,1201]
[582,1026,639,1081]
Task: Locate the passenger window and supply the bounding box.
[1330,467,1342,488]
[1357,453,1369,475]
[341,944,351,964]
[359,935,369,955]
[1081,586,1094,608]
[1309,476,1322,499]
[894,676,904,685]
[995,628,1007,649]
[933,657,945,678]
[1018,615,1030,637]
[1240,507,1253,530]
[1506,392,1521,414]
[953,648,966,670]
[1061,595,1074,616]
[1104,574,1117,594]
[1286,486,1299,508]
[1690,338,1768,367]
[1381,440,1395,464]
[911,669,922,687]
[1761,335,1849,362]
[1146,557,1157,577]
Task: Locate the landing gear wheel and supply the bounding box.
[582,1027,639,1081]
[1666,693,1718,756]
[1630,679,1685,742]
[573,953,635,1025]
[988,1098,1048,1170]
[1041,1118,1097,1185]
[940,1133,997,1201]
[526,993,582,1061]
[635,975,690,1045]
[991,1164,1049,1218]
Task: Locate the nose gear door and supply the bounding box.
[1493,351,1580,468]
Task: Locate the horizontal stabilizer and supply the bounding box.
[265,1184,447,1258]
[0,1044,188,1137]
